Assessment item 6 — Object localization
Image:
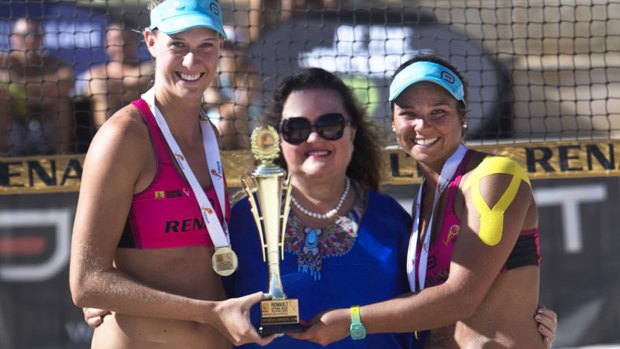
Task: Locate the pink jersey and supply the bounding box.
[421,153,541,288]
[118,98,230,249]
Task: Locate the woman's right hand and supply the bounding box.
[211,291,277,346]
[83,308,111,328]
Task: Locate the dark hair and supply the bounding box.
[263,68,385,191]
[391,54,469,117]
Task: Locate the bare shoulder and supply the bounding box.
[87,104,151,166]
[81,103,159,196]
[98,104,148,141]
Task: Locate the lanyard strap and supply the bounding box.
[142,88,230,248]
[406,144,467,292]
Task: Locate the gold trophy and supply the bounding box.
[241,125,303,336]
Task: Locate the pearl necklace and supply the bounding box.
[291,177,351,220]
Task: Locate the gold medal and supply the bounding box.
[212,246,238,276]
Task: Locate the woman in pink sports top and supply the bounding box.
[69,0,276,347]
[291,54,556,348]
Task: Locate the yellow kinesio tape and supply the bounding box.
[462,156,531,246]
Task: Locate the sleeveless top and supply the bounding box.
[423,153,541,288]
[118,98,230,249]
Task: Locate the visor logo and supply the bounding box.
[441,71,455,85]
[210,2,220,16]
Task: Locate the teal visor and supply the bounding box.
[150,0,227,38]
[389,61,465,106]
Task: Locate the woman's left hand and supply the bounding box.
[536,305,558,348]
[287,308,349,346]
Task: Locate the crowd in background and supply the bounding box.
[0,0,356,156]
[0,7,284,156]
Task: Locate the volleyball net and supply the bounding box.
[1,0,619,193]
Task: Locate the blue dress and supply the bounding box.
[224,182,425,349]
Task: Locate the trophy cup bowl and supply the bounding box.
[241,125,303,336]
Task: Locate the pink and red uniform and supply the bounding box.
[118,98,230,249]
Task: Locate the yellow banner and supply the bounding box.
[2,139,619,195]
[386,139,620,185]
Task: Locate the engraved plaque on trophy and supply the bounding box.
[241,125,303,336]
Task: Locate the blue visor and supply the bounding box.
[389,61,465,105]
[150,0,227,38]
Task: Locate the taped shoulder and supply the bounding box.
[462,156,530,191]
[461,156,531,246]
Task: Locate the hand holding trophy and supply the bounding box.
[241,125,304,336]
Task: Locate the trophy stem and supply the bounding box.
[254,170,288,300]
[268,270,286,299]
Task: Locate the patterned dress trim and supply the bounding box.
[284,180,368,280]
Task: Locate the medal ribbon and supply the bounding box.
[406,144,467,292]
[142,88,230,248]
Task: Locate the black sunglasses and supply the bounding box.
[279,113,353,145]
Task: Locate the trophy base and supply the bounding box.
[258,323,305,337]
[259,298,303,336]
